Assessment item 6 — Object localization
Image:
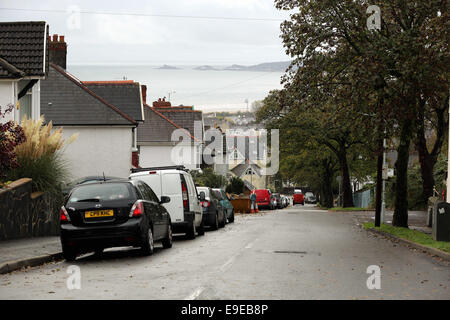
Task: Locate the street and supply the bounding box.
[0,205,448,300]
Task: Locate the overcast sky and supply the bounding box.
[0,0,292,65]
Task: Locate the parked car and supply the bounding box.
[130,166,203,239]
[254,189,274,210]
[62,175,122,196]
[197,187,226,229]
[280,195,289,208]
[272,193,282,209]
[213,188,235,223]
[60,179,173,261]
[305,192,317,204]
[293,189,305,205]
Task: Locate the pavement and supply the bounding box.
[0,205,448,299]
[0,237,62,274]
[350,209,431,233]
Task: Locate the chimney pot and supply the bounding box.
[60,35,65,42]
[52,34,58,41]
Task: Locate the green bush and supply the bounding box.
[7,152,69,194]
[225,176,245,194]
[5,116,76,193]
[191,167,226,188]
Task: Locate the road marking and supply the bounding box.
[219,238,259,272]
[245,238,258,249]
[219,254,238,272]
[184,286,205,300]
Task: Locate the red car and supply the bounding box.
[254,189,274,210]
[293,189,304,205]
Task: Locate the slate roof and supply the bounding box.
[231,162,262,178]
[154,106,203,140]
[40,63,136,126]
[137,104,198,143]
[0,21,48,79]
[82,81,144,122]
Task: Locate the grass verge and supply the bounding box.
[363,222,450,253]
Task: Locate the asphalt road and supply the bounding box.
[0,205,449,299]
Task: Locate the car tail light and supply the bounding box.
[130,201,144,217]
[201,201,210,208]
[148,171,156,174]
[60,206,70,222]
[181,181,188,211]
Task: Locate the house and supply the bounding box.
[40,34,144,180]
[0,21,48,123]
[137,98,203,171]
[225,129,269,189]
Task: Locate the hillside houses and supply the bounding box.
[0,22,272,187]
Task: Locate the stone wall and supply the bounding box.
[0,178,61,240]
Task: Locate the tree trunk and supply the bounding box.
[393,118,413,228]
[375,136,383,227]
[321,159,334,208]
[415,97,448,203]
[418,154,436,201]
[338,144,354,207]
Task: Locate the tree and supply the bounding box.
[274,0,449,227]
[191,168,226,188]
[225,176,245,194]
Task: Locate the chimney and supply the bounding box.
[152,98,172,108]
[141,85,147,105]
[132,151,139,168]
[49,34,67,69]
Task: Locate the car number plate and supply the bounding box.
[84,210,114,218]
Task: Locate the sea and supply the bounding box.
[68,65,285,113]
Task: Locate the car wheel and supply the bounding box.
[211,213,219,230]
[62,245,77,262]
[141,226,154,256]
[229,210,235,223]
[162,224,173,249]
[219,211,225,228]
[186,221,196,239]
[197,219,205,236]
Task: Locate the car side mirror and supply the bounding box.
[198,192,206,201]
[160,196,171,204]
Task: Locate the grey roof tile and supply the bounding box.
[40,64,136,126]
[137,105,197,143]
[0,21,48,78]
[83,82,144,121]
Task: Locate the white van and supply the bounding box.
[130,166,203,239]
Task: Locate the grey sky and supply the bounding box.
[0,0,291,65]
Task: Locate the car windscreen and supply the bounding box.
[68,183,133,203]
[212,190,223,199]
[196,188,210,197]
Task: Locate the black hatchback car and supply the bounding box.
[196,186,226,230]
[60,179,173,261]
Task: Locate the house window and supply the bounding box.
[245,167,255,175]
[19,92,32,122]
